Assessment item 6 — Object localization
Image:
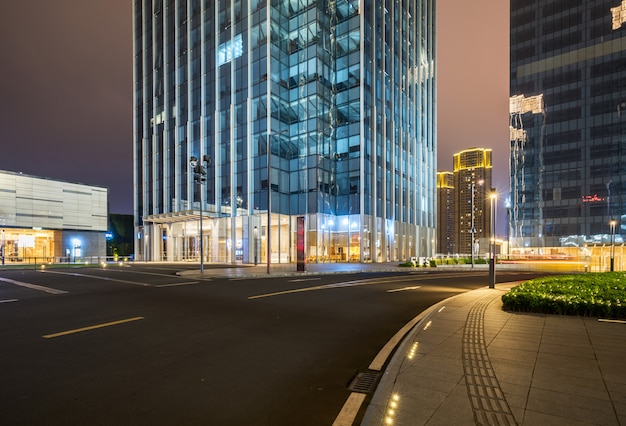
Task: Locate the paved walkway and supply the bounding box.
[361,284,626,426]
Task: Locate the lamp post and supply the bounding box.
[470,179,484,268]
[489,189,497,289]
[610,219,616,272]
[470,182,475,268]
[190,155,211,273]
[1,229,4,265]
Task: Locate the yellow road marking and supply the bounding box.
[43,317,144,339]
[387,285,421,293]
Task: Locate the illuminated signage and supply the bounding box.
[296,216,305,272]
[582,194,605,203]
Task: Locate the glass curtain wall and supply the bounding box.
[510,0,626,253]
[133,0,436,263]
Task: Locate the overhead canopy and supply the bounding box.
[143,210,209,224]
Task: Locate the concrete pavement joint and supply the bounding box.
[463,293,518,425]
[585,317,622,425]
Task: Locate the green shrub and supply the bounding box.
[502,273,626,319]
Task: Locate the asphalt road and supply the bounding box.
[0,264,547,425]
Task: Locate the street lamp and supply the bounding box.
[190,154,211,273]
[610,219,616,272]
[470,179,484,268]
[489,189,497,289]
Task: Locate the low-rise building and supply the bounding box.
[0,170,108,263]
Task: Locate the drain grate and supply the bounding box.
[348,371,381,394]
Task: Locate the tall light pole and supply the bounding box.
[470,182,475,268]
[489,189,497,289]
[610,219,616,272]
[190,155,210,273]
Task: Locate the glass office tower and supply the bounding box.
[133,0,436,264]
[510,0,626,252]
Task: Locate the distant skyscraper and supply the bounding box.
[510,0,626,249]
[132,0,437,263]
[437,171,455,254]
[453,148,492,255]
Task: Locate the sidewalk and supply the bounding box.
[361,284,626,426]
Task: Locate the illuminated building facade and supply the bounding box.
[510,0,626,251]
[436,171,455,254]
[453,148,492,255]
[0,170,107,262]
[133,0,437,264]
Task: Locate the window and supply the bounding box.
[217,34,243,66]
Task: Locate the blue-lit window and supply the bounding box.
[217,34,243,66]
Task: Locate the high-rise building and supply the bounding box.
[132,0,436,264]
[453,148,492,255]
[510,0,626,250]
[436,171,455,254]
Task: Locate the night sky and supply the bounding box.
[0,1,509,223]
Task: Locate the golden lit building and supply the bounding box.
[453,148,492,256]
[436,172,455,254]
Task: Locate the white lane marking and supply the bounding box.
[0,299,19,303]
[40,270,152,287]
[248,280,380,300]
[387,285,421,293]
[249,271,482,299]
[0,277,67,294]
[156,281,199,288]
[288,278,321,282]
